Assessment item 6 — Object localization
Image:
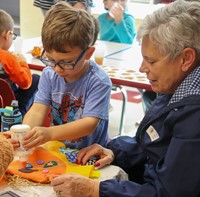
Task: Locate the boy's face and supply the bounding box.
[44,46,94,82]
[0,30,14,50]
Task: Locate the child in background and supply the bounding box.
[98,0,136,44]
[33,0,99,45]
[0,9,40,116]
[33,0,94,15]
[19,2,112,150]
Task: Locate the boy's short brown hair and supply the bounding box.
[42,1,95,52]
[0,9,14,34]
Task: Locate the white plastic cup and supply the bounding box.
[13,37,23,53]
[109,2,119,18]
[10,124,31,161]
[94,45,105,65]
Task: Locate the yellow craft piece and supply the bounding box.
[43,141,100,178]
[6,141,100,183]
[43,141,67,163]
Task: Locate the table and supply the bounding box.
[0,165,128,197]
[18,38,151,91]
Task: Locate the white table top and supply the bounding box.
[10,37,151,90]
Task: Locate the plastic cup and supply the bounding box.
[10,124,32,162]
[13,37,23,53]
[94,45,105,65]
[10,124,30,147]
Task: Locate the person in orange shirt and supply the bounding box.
[0,9,40,116]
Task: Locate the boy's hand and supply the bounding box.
[13,53,27,62]
[22,127,52,149]
[110,3,124,24]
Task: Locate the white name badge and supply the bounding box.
[146,125,159,142]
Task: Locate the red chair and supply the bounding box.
[0,78,51,127]
[0,95,4,108]
[0,78,16,107]
[0,79,16,131]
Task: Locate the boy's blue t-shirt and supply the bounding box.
[34,60,112,149]
[98,12,136,44]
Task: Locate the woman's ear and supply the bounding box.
[85,47,95,60]
[181,48,196,72]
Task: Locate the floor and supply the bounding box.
[109,87,144,138]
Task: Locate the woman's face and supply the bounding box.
[139,36,187,94]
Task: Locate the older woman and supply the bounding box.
[51,0,200,196]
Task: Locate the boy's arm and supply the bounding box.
[23,103,50,128]
[22,117,100,149]
[49,116,99,141]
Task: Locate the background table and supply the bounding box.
[17,38,151,91]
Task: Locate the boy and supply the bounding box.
[0,9,40,116]
[21,2,112,150]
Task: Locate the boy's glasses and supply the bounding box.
[10,32,17,40]
[39,48,88,70]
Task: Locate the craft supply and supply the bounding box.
[0,100,22,132]
[10,124,32,162]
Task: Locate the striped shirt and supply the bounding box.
[33,0,93,10]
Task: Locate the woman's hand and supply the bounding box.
[22,126,51,149]
[51,173,99,197]
[77,144,114,168]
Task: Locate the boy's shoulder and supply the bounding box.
[0,48,13,56]
[89,60,111,83]
[0,48,17,62]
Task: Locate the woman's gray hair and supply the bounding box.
[137,0,200,62]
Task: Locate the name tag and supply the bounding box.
[146,125,159,142]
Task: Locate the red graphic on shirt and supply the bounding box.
[60,94,83,123]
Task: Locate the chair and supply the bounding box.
[0,78,16,107]
[0,79,16,131]
[0,78,51,127]
[0,95,4,108]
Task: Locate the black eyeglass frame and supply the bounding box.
[39,48,88,70]
[11,32,17,40]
